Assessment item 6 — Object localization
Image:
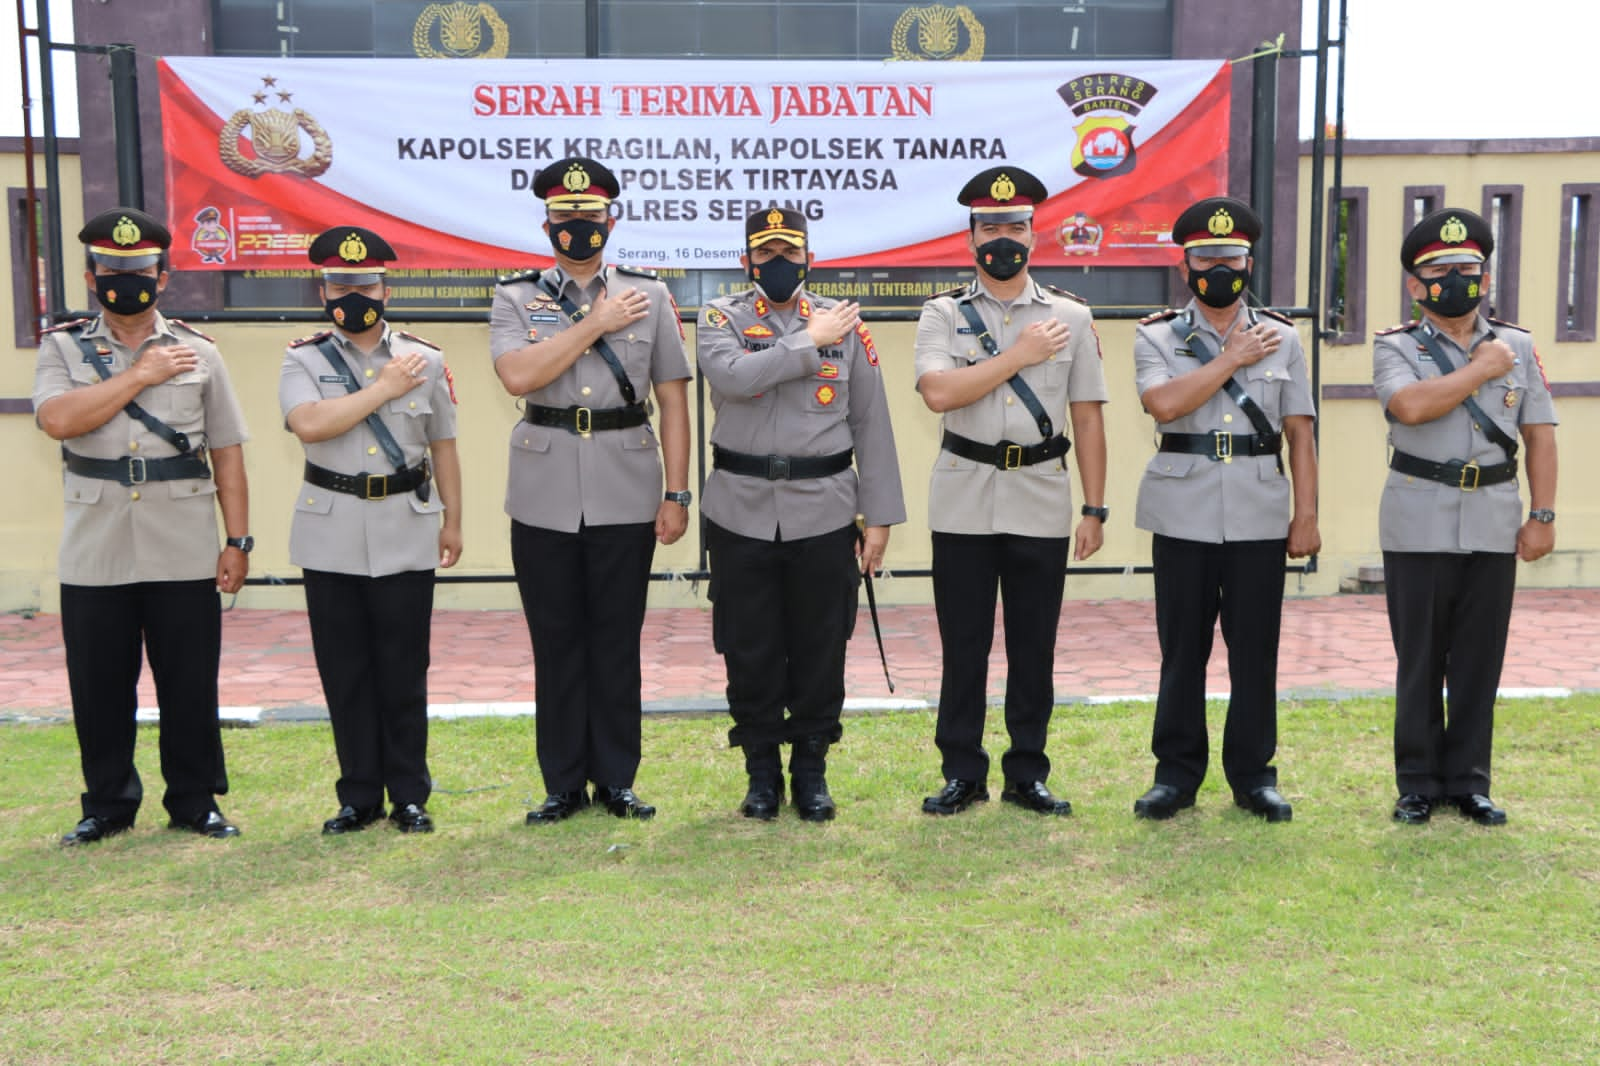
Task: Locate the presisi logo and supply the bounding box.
[889,4,985,61]
[1056,73,1158,180]
[220,75,333,179]
[413,2,510,58]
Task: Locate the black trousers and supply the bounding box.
[1149,534,1287,794]
[303,568,435,810]
[59,580,227,824]
[1383,550,1516,798]
[931,531,1069,784]
[706,521,858,751]
[511,519,656,793]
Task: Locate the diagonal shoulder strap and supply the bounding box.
[1170,313,1277,439]
[72,325,194,454]
[953,296,1054,439]
[1413,328,1519,462]
[314,337,409,474]
[540,273,639,405]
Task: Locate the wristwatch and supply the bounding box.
[1528,509,1556,524]
[664,490,693,507]
[1080,505,1110,522]
[226,535,255,553]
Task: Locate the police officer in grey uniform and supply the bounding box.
[281,225,464,836]
[1131,197,1321,823]
[1376,208,1558,826]
[34,207,251,845]
[697,207,906,821]
[489,157,692,824]
[914,167,1109,818]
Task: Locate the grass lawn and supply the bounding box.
[3,696,1597,1065]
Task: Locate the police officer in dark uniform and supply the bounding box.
[1130,197,1320,823]
[1376,208,1558,826]
[34,208,252,845]
[697,207,906,821]
[280,226,464,835]
[489,158,693,824]
[914,167,1110,818]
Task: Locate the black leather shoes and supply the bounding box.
[739,779,785,821]
[322,804,386,835]
[1234,786,1293,823]
[1392,793,1434,824]
[1001,780,1073,816]
[60,814,133,847]
[921,779,989,816]
[168,810,241,838]
[526,790,591,825]
[595,786,656,821]
[1134,784,1196,820]
[791,774,836,822]
[1448,793,1507,826]
[390,803,435,833]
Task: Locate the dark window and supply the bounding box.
[1557,184,1599,342]
[1399,185,1442,323]
[1481,185,1522,323]
[9,189,45,347]
[1325,187,1366,344]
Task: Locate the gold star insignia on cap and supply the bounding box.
[338,232,369,263]
[111,216,142,247]
[989,173,1016,202]
[1440,216,1468,244]
[1208,209,1235,237]
[563,163,591,192]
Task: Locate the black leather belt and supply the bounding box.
[304,459,431,500]
[523,403,647,434]
[1390,450,1517,491]
[64,449,210,486]
[940,430,1071,471]
[1160,430,1282,461]
[712,445,853,480]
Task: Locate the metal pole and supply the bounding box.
[16,0,43,340]
[1249,47,1278,305]
[108,44,143,209]
[585,0,600,58]
[34,0,66,320]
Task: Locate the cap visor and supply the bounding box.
[90,250,162,270]
[1414,249,1485,267]
[970,207,1035,224]
[321,269,386,286]
[749,231,806,248]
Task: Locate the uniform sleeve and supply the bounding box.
[279,345,324,424]
[648,282,692,384]
[1133,324,1172,399]
[912,298,959,386]
[696,302,821,397]
[1064,304,1109,403]
[202,345,249,448]
[31,333,76,419]
[488,284,529,360]
[1372,332,1421,411]
[1516,336,1558,427]
[844,325,907,527]
[427,350,459,442]
[1278,328,1317,419]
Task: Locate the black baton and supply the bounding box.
[855,525,894,694]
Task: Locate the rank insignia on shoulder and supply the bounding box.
[395,329,440,350]
[43,317,93,334]
[1257,308,1294,326]
[703,307,729,328]
[1044,284,1087,305]
[498,269,541,286]
[168,318,215,343]
[290,330,335,348]
[1139,308,1180,325]
[742,323,774,338]
[615,264,658,280]
[443,362,458,404]
[1488,316,1530,333]
[856,320,878,365]
[1375,320,1421,336]
[753,297,770,317]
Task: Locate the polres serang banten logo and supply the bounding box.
[1057,73,1158,180]
[219,75,332,179]
[413,2,510,58]
[889,4,985,61]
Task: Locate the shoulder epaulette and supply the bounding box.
[1044,284,1088,306]
[42,317,93,335]
[926,285,966,302]
[1488,316,1530,334]
[1375,320,1421,337]
[168,318,215,343]
[1139,308,1181,326]
[615,264,659,280]
[395,329,440,351]
[497,269,541,286]
[289,330,334,348]
[1257,307,1294,326]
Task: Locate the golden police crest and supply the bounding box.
[989,173,1016,202]
[338,232,369,263]
[563,164,592,193]
[219,76,333,179]
[1440,216,1468,244]
[111,215,142,247]
[889,4,985,61]
[413,2,510,59]
[767,208,785,228]
[1208,209,1235,237]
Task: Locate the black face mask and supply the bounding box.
[95,274,160,316]
[324,292,385,331]
[549,219,608,261]
[1187,264,1251,308]
[975,237,1029,280]
[1414,267,1484,318]
[750,254,806,303]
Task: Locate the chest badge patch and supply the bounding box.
[814,384,837,406]
[817,362,839,379]
[743,323,774,338]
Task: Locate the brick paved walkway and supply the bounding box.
[3,589,1596,724]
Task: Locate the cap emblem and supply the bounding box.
[1207,209,1235,237]
[338,232,369,263]
[1440,216,1468,244]
[989,173,1016,202]
[112,216,142,247]
[766,208,785,227]
[562,164,591,193]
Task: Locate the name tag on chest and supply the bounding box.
[319,374,354,384]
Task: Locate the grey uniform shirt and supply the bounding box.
[696,289,906,541]
[489,265,691,532]
[279,325,457,576]
[33,314,249,587]
[1133,302,1316,543]
[914,279,1108,538]
[1374,316,1557,553]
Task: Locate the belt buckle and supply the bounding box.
[1213,430,1233,462]
[574,406,592,435]
[126,456,147,485]
[767,455,791,480]
[366,473,388,500]
[1458,460,1480,492]
[1002,443,1023,470]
